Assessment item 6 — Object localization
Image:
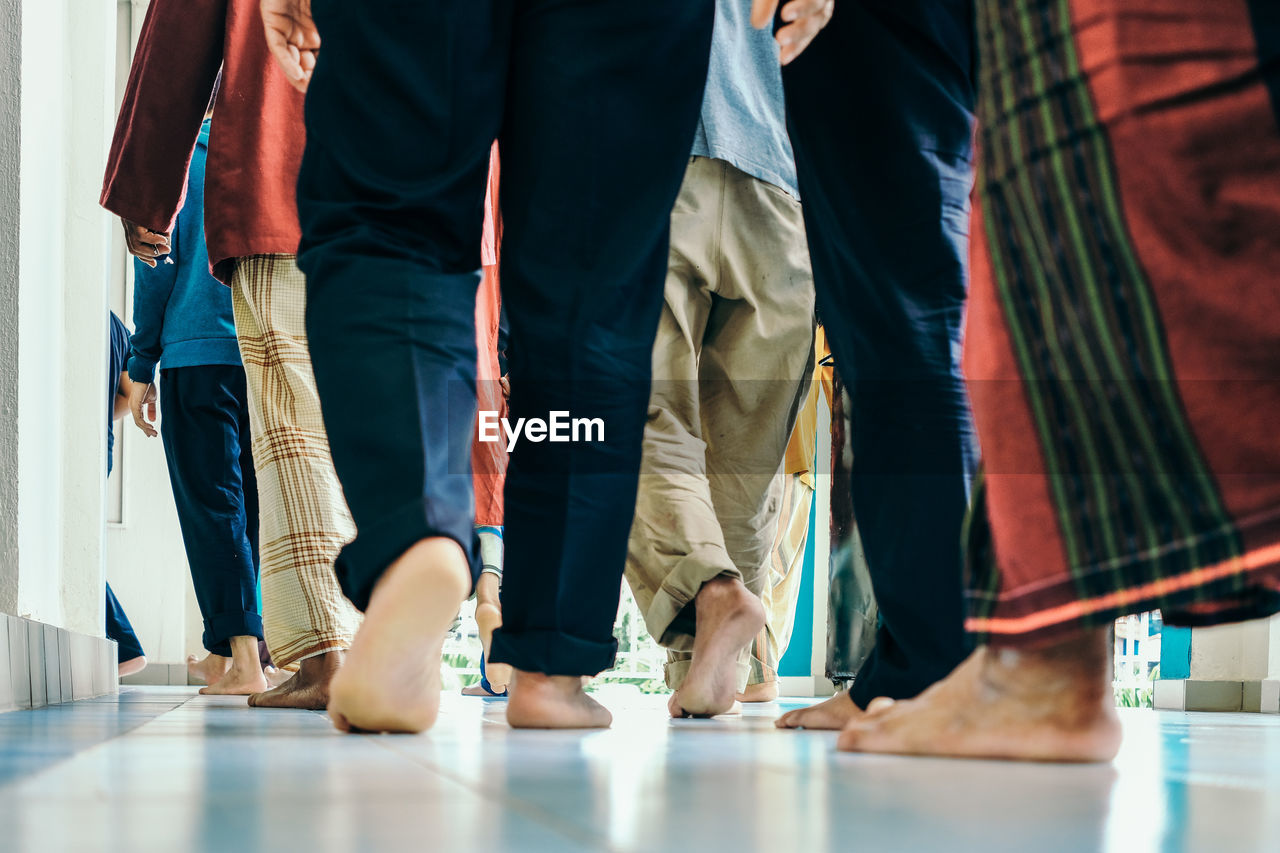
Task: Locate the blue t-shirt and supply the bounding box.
[691,0,798,197]
[127,119,241,385]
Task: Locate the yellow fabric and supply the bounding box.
[784,326,832,486]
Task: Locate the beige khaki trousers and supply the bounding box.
[625,157,815,691]
[232,255,361,668]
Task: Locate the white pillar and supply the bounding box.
[0,0,22,617]
[58,0,116,636]
[9,0,115,634]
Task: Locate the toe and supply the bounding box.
[866,697,896,715]
[835,724,866,752]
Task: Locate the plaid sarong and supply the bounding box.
[232,255,361,666]
[965,0,1280,643]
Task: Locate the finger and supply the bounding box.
[777,18,823,65]
[136,229,170,245]
[751,0,779,29]
[129,243,167,264]
[264,24,308,86]
[780,0,825,22]
[290,22,321,51]
[777,0,832,64]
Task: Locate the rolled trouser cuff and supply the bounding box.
[204,609,265,655]
[489,627,618,677]
[334,498,478,612]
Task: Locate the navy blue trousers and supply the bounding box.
[160,365,262,656]
[298,0,714,675]
[783,0,980,705]
[105,583,145,663]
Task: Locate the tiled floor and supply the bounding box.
[1,687,1278,852]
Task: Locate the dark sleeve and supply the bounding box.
[100,0,228,232]
[127,214,181,384]
[109,313,131,398]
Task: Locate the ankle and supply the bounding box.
[514,671,584,695]
[697,575,750,604]
[299,650,345,678]
[229,636,265,673]
[983,630,1114,706]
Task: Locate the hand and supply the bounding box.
[751,0,834,65]
[122,219,170,268]
[262,0,320,93]
[129,381,159,438]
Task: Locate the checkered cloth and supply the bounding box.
[231,255,361,666]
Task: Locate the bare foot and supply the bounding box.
[118,656,147,678]
[187,653,230,686]
[670,577,764,718]
[250,651,345,710]
[775,690,862,730]
[264,666,294,688]
[669,692,741,717]
[462,683,504,697]
[737,681,779,703]
[200,635,270,696]
[837,629,1122,763]
[199,665,269,695]
[506,671,612,729]
[327,538,470,734]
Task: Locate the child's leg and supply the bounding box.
[106,584,147,677]
[472,526,509,693]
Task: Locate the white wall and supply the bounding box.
[104,0,203,665]
[2,0,175,645]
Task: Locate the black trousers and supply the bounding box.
[160,365,262,656]
[783,0,980,705]
[105,583,145,663]
[298,0,715,675]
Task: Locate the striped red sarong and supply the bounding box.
[965,0,1280,643]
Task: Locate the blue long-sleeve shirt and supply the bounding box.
[127,120,240,384]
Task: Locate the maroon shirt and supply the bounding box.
[101,0,305,282]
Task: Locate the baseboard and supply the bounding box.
[1154,679,1280,714]
[0,612,118,712]
[778,676,838,699]
[120,662,191,686]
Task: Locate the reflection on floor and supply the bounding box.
[1,687,1278,852]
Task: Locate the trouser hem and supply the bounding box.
[203,610,265,655]
[335,498,479,611]
[488,628,618,677]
